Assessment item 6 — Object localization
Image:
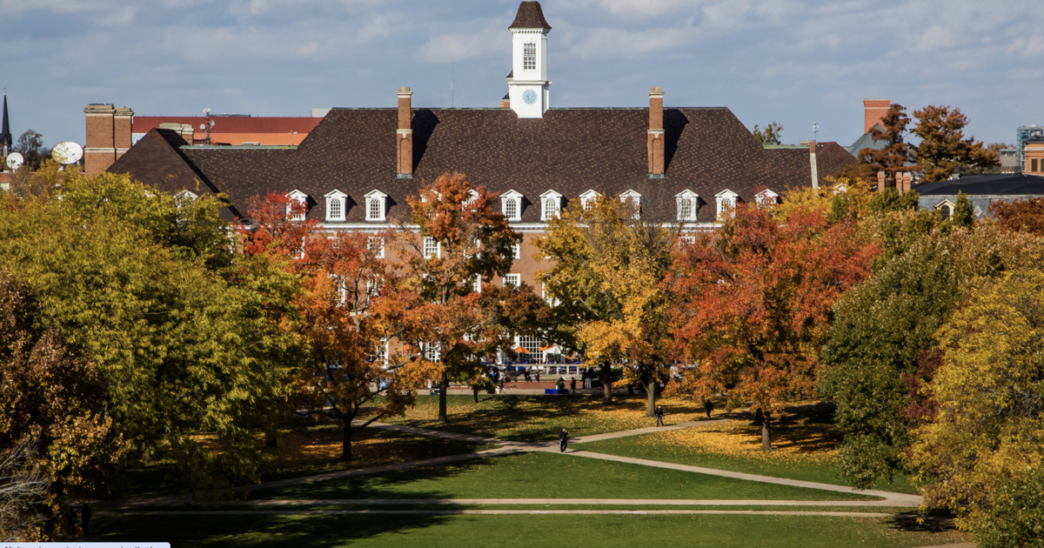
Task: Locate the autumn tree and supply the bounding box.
[668,204,877,449]
[912,105,998,182]
[396,172,534,423]
[752,122,784,146]
[911,267,1044,545]
[774,177,873,223]
[0,271,122,540]
[537,189,680,413]
[239,193,435,460]
[991,197,1044,237]
[0,172,300,496]
[12,130,47,170]
[840,104,912,183]
[820,220,1040,488]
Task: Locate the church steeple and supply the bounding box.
[1,94,11,157]
[507,1,551,119]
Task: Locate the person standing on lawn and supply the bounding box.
[556,377,565,394]
[559,428,569,452]
[704,399,714,419]
[655,405,665,426]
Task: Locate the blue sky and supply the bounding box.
[2,0,1043,149]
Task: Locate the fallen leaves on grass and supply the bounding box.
[654,419,843,464]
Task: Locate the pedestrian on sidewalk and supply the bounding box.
[570,378,576,394]
[535,371,541,383]
[499,375,505,393]
[81,504,92,537]
[559,428,569,452]
[655,405,665,426]
[556,377,565,394]
[704,399,714,419]
[524,369,531,382]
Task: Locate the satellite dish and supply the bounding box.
[6,152,23,171]
[203,108,211,115]
[52,142,84,165]
[199,124,206,131]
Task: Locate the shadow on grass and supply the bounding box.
[249,453,504,501]
[886,511,959,533]
[97,510,456,548]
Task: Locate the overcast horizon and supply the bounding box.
[2,0,1042,150]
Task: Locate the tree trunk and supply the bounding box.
[341,424,353,461]
[761,416,771,451]
[600,365,613,404]
[646,377,657,417]
[438,373,449,423]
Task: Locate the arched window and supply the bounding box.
[505,198,518,219]
[940,204,951,219]
[501,190,523,221]
[540,190,562,221]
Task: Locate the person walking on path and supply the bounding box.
[704,399,714,419]
[570,378,576,394]
[535,371,541,383]
[655,405,665,426]
[81,504,92,537]
[559,428,569,452]
[556,377,565,394]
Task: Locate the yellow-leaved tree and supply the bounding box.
[911,266,1044,544]
[537,191,678,414]
[774,177,874,223]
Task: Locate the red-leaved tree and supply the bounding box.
[666,204,878,449]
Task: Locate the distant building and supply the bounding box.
[83,105,322,175]
[844,99,892,157]
[916,173,1044,219]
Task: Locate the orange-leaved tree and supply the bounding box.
[666,203,878,449]
[239,192,435,460]
[395,172,539,423]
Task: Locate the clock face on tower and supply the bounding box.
[522,90,537,105]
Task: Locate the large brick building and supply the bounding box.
[107,0,845,298]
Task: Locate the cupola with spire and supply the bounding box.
[507,1,551,119]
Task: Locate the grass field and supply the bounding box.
[381,394,724,441]
[95,513,970,548]
[249,452,878,502]
[579,421,919,494]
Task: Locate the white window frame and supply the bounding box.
[755,189,779,208]
[504,273,521,288]
[523,42,536,71]
[364,189,387,222]
[464,189,479,210]
[368,237,385,259]
[325,189,347,222]
[540,190,562,221]
[716,189,739,220]
[423,237,441,259]
[513,242,521,260]
[287,190,309,221]
[423,342,441,363]
[621,189,642,219]
[501,189,523,222]
[579,189,600,210]
[473,275,482,294]
[675,190,699,221]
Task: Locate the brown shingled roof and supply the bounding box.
[112,107,815,225]
[816,141,857,180]
[509,1,551,30]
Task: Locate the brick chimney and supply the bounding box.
[877,171,886,193]
[397,87,413,178]
[113,107,133,160]
[84,103,116,176]
[648,87,664,178]
[902,171,912,194]
[863,99,890,134]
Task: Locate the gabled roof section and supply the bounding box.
[364,188,387,199]
[325,188,347,198]
[815,141,857,180]
[510,1,551,30]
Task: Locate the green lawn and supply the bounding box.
[96,513,970,548]
[379,394,719,441]
[250,452,878,502]
[579,434,919,495]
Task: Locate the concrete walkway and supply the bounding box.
[106,509,905,518]
[190,497,913,508]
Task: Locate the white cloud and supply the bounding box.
[423,25,508,63]
[913,25,956,52]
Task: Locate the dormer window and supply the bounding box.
[755,189,779,208]
[620,189,642,219]
[365,189,387,222]
[287,190,309,221]
[716,189,740,220]
[675,190,699,221]
[523,43,536,70]
[325,189,347,222]
[579,189,600,210]
[463,189,480,210]
[540,190,562,221]
[935,199,956,219]
[501,189,523,222]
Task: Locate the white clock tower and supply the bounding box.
[507,1,551,119]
